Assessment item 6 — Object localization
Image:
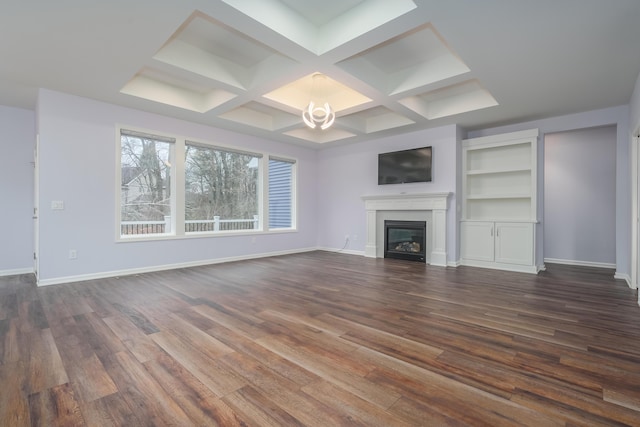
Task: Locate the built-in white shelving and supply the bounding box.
[461,129,539,273]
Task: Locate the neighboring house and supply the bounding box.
[120,166,145,209]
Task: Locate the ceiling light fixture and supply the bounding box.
[302,73,335,130]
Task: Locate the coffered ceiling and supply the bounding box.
[1,0,640,148]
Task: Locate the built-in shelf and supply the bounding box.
[462,130,537,221]
[461,128,539,273]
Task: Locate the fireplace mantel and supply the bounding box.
[361,193,450,266]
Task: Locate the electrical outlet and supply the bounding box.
[69,249,77,259]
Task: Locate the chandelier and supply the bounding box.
[302,73,335,130]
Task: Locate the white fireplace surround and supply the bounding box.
[361,193,450,266]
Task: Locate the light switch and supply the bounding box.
[51,200,64,210]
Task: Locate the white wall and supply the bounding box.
[36,90,318,284]
[467,105,631,277]
[544,126,616,266]
[316,124,459,264]
[0,105,35,275]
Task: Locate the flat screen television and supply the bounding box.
[378,146,432,185]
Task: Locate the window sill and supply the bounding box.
[116,228,297,243]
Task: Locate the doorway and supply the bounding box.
[543,126,617,268]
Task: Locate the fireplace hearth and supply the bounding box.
[384,220,426,262]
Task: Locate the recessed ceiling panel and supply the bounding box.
[340,106,415,133]
[263,73,371,112]
[154,39,247,90]
[219,102,300,131]
[338,25,470,95]
[120,68,236,113]
[399,80,498,120]
[318,0,417,54]
[221,0,417,54]
[178,14,274,67]
[284,127,356,143]
[153,12,297,90]
[279,0,365,27]
[359,26,452,74]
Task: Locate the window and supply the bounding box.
[184,143,261,233]
[268,157,295,229]
[120,130,174,236]
[117,126,296,239]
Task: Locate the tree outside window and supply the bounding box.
[120,131,173,235]
[184,144,259,232]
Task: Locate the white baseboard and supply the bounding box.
[614,272,633,289]
[37,247,318,287]
[316,247,365,257]
[0,267,34,277]
[544,259,633,288]
[461,259,538,274]
[447,260,461,268]
[544,258,616,269]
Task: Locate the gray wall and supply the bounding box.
[544,126,616,266]
[0,105,35,275]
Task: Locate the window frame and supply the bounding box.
[115,125,298,242]
[116,128,177,240]
[183,139,263,235]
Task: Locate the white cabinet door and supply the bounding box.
[461,222,494,262]
[495,222,533,265]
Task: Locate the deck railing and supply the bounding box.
[120,220,166,235]
[121,215,259,235]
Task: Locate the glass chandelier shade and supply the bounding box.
[302,73,335,130]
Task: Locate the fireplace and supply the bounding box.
[362,193,450,266]
[384,220,426,262]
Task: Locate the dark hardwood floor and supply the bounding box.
[1,251,640,426]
